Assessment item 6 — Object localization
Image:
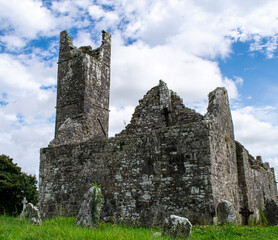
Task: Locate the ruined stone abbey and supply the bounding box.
[38,31,278,225]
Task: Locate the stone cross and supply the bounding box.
[20,197,27,219]
[239,206,254,225]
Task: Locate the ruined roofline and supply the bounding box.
[117,80,204,136]
[136,82,232,119]
[235,140,273,172]
[117,81,236,137]
[58,30,111,64]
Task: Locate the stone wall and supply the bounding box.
[236,141,278,219]
[205,88,241,221]
[39,123,215,225]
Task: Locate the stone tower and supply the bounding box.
[51,30,111,146]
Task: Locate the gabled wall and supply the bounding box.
[118,80,203,136]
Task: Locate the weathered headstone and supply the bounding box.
[25,203,42,225]
[263,198,278,225]
[75,186,103,228]
[217,200,236,224]
[163,215,192,239]
[239,206,254,225]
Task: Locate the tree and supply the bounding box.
[0,154,38,215]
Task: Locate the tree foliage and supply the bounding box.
[0,154,38,215]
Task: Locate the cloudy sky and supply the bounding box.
[1,0,278,180]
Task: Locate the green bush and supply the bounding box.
[259,207,268,227]
[0,154,38,215]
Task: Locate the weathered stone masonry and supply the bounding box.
[52,30,111,146]
[39,31,277,225]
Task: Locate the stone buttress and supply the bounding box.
[205,88,241,221]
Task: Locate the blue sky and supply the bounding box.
[220,42,278,107]
[0,0,278,179]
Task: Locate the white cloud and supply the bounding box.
[0,35,26,50]
[0,52,56,175]
[114,0,278,58]
[88,5,120,31]
[0,0,56,39]
[73,31,97,48]
[1,0,278,56]
[0,122,54,176]
[110,33,227,107]
[223,77,243,100]
[232,106,278,178]
[109,105,134,136]
[88,5,106,20]
[232,107,278,157]
[0,54,40,91]
[250,35,278,58]
[232,107,278,178]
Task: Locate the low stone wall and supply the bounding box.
[39,122,215,225]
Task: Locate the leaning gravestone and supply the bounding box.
[163,215,192,239]
[20,198,42,225]
[75,186,103,228]
[25,203,42,225]
[263,198,278,225]
[217,200,236,224]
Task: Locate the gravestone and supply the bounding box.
[19,197,27,219]
[217,200,236,224]
[239,206,254,225]
[20,198,41,225]
[163,215,192,239]
[25,203,42,225]
[263,199,278,225]
[75,186,103,228]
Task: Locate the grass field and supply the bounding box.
[1,215,278,240]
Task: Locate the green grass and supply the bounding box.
[190,224,278,239]
[1,215,278,240]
